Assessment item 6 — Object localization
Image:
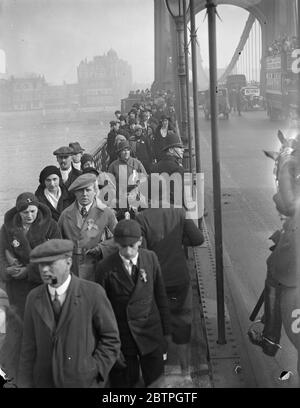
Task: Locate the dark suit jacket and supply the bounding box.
[96,248,170,356]
[61,165,82,189]
[18,275,120,388]
[135,207,204,287]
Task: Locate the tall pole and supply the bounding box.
[190,0,201,173]
[183,0,193,173]
[175,15,188,145]
[206,0,226,344]
[298,0,300,113]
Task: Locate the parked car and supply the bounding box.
[241,86,265,111]
[203,88,230,120]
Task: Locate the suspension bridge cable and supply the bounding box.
[219,13,255,82]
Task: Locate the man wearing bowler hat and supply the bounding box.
[58,173,117,281]
[69,142,85,171]
[96,219,170,388]
[53,146,82,189]
[17,239,120,388]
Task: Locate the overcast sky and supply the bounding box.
[0,0,249,85]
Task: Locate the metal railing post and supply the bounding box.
[206,0,226,345]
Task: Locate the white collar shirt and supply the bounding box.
[78,201,93,214]
[60,166,72,183]
[119,253,139,276]
[48,274,71,306]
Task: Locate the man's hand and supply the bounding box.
[115,351,127,369]
[86,246,102,256]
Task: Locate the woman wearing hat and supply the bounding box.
[35,165,74,222]
[0,192,61,318]
[153,115,174,162]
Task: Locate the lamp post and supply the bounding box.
[165,0,189,146]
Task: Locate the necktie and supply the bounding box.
[52,291,61,322]
[131,262,138,284]
[81,206,88,218]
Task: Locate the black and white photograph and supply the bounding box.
[0,0,300,392]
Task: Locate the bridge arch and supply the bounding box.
[192,1,268,91]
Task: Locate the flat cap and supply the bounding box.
[68,173,97,192]
[69,142,85,154]
[30,239,74,263]
[82,166,99,177]
[110,120,119,126]
[53,146,74,156]
[114,219,142,246]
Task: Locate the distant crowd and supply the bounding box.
[267,34,299,57]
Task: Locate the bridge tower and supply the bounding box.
[154,0,298,90]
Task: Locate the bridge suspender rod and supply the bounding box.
[206,0,226,345]
[190,0,201,174]
[183,0,193,173]
[298,0,300,112]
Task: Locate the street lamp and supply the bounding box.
[165,0,189,146]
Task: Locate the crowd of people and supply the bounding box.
[267,34,299,57]
[0,89,205,388]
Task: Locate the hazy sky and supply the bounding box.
[0,0,249,85]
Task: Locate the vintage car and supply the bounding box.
[203,88,230,120]
[241,86,265,111]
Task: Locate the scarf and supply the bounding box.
[44,186,62,210]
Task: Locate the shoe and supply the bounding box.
[247,329,281,357]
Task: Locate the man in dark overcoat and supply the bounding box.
[17,239,120,388]
[135,206,204,385]
[95,219,170,387]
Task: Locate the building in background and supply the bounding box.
[0,49,132,112]
[77,49,132,108]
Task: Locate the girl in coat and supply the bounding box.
[0,192,61,318]
[35,165,74,222]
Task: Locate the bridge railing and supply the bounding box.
[92,138,109,172]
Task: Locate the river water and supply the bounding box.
[0,111,113,223]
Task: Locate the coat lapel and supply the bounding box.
[110,255,135,292]
[35,286,56,333]
[56,275,80,334]
[65,202,82,230]
[131,252,148,296]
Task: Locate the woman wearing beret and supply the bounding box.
[0,192,61,318]
[35,165,74,222]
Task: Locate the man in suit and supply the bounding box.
[69,142,85,171]
[58,173,117,281]
[53,146,82,189]
[95,219,170,388]
[17,239,120,388]
[135,206,204,385]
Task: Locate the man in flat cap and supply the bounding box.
[58,173,117,281]
[53,146,82,189]
[69,142,85,171]
[17,239,120,388]
[96,219,170,388]
[107,120,121,165]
